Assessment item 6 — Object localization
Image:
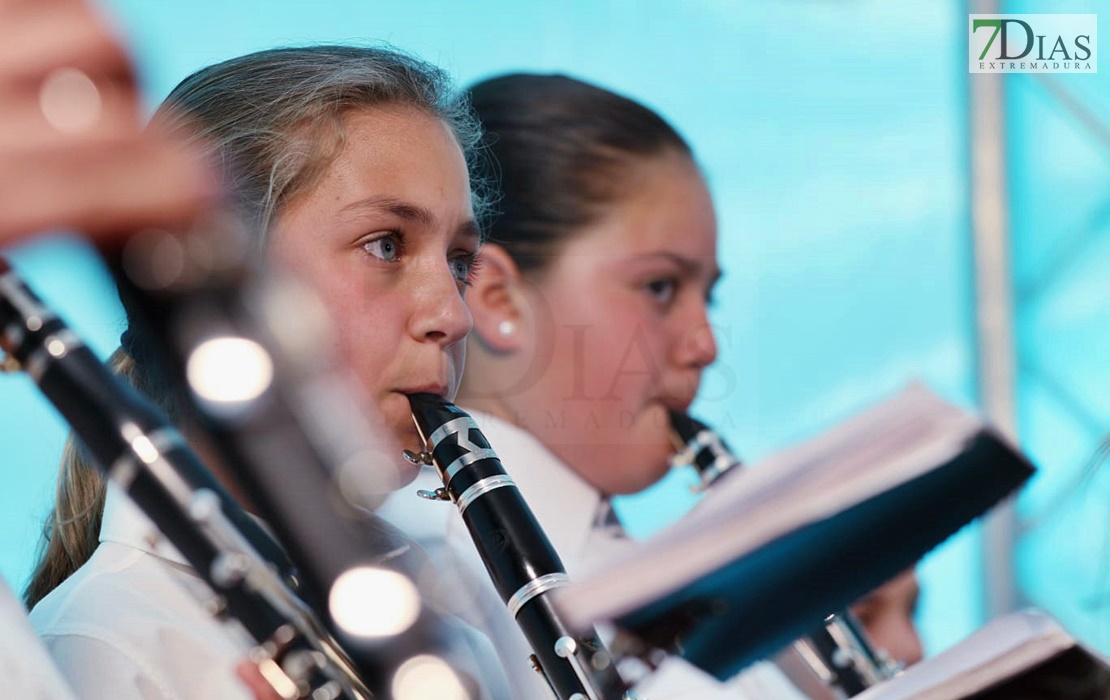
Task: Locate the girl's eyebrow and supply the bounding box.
[636,251,722,285]
[339,195,479,242]
[456,218,481,243]
[340,195,434,224]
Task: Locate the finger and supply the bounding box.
[0,0,134,94]
[0,75,141,149]
[235,661,286,700]
[0,137,219,245]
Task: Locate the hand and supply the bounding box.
[0,0,216,246]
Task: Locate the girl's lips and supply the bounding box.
[397,384,450,399]
[658,394,697,414]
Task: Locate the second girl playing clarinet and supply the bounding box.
[382,73,923,700]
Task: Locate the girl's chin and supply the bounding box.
[327,440,420,514]
[391,457,422,489]
[390,414,424,453]
[373,394,420,449]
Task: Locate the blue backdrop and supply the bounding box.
[1,0,1106,658]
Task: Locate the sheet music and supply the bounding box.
[854,609,1107,700]
[556,384,995,631]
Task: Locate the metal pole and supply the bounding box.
[967,0,1022,618]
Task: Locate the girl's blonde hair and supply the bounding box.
[25,350,137,607]
[25,44,489,607]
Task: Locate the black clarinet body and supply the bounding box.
[0,257,367,700]
[407,394,630,700]
[668,411,901,697]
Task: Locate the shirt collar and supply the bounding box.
[99,409,608,573]
[463,407,605,560]
[99,482,192,567]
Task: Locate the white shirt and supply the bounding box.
[379,409,810,700]
[29,484,257,700]
[0,577,79,700]
[30,483,513,700]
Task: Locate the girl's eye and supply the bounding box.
[646,278,677,304]
[363,234,401,262]
[450,252,481,285]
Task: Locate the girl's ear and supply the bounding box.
[467,243,526,354]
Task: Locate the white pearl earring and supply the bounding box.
[498,320,515,337]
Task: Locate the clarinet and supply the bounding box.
[0,256,368,700]
[668,412,902,697]
[789,613,900,697]
[406,395,632,700]
[106,224,482,700]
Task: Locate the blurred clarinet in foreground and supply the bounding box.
[0,256,368,699]
[669,411,901,698]
[407,394,633,700]
[103,219,482,700]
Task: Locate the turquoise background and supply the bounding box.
[1,0,1106,658]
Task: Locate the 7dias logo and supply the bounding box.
[970,14,1097,73]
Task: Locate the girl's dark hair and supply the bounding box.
[467,73,692,275]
